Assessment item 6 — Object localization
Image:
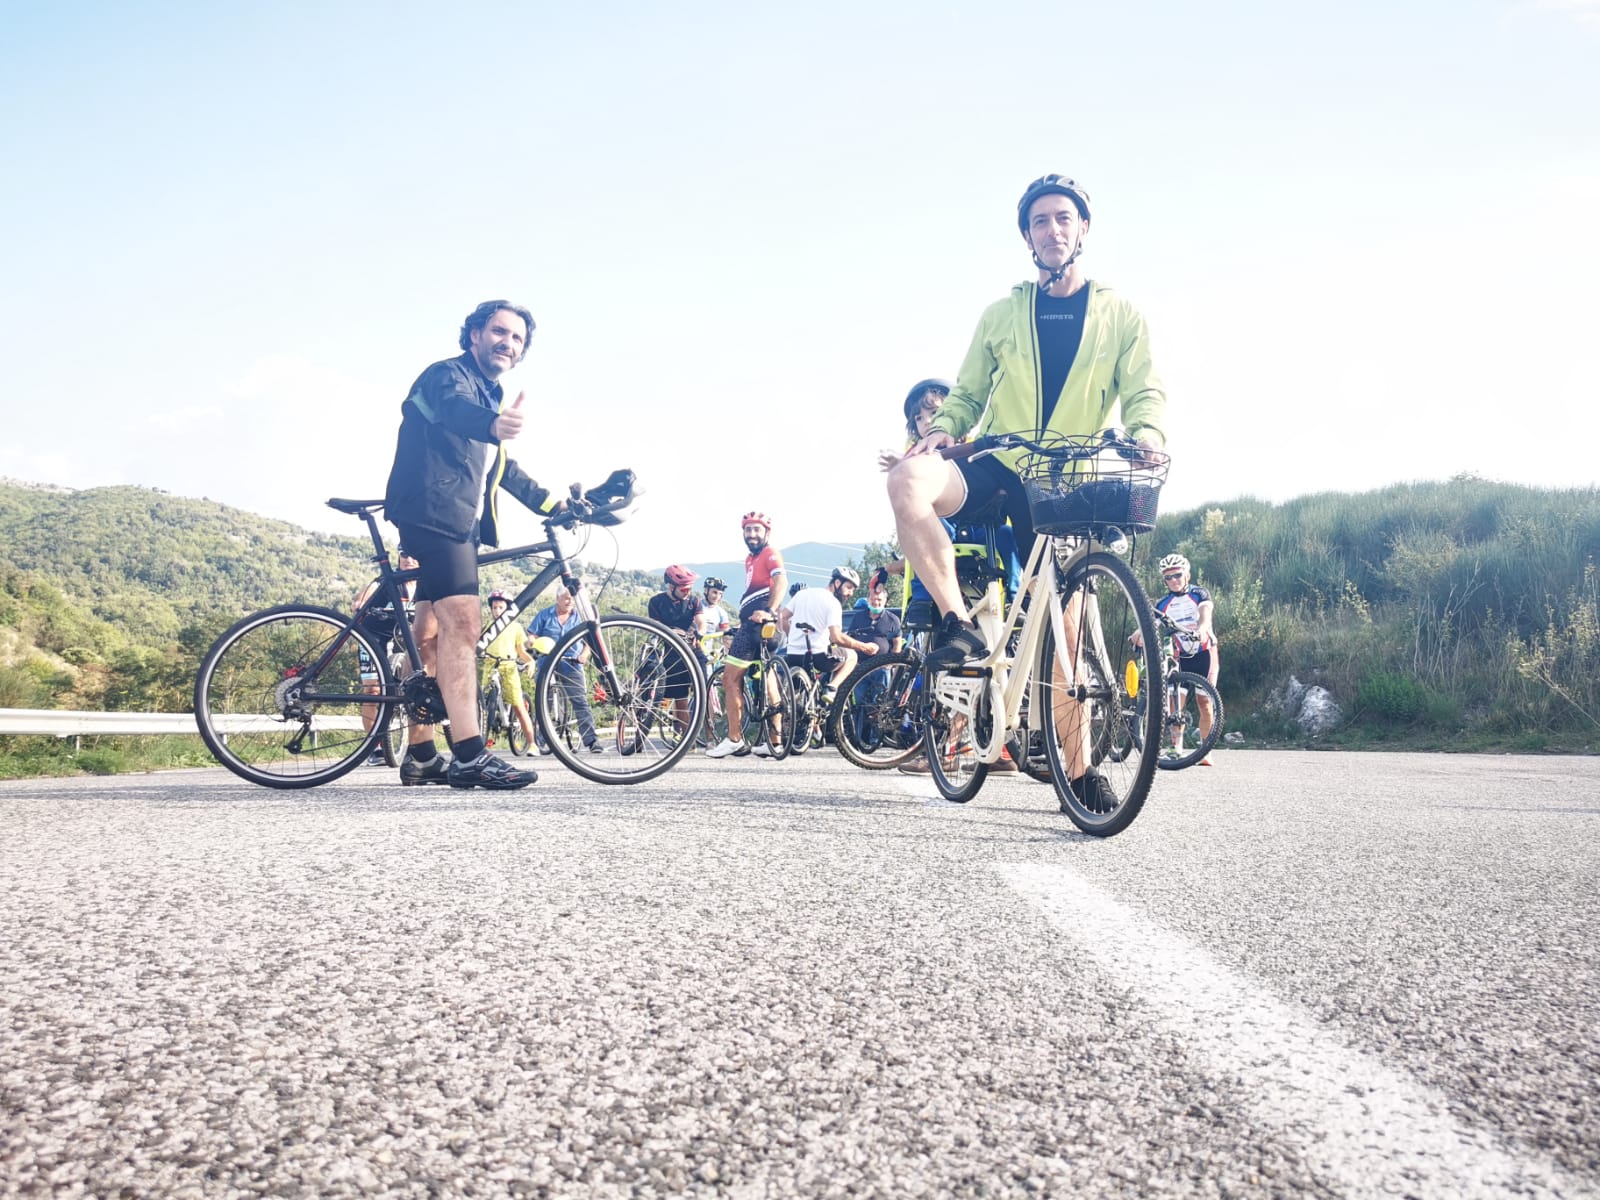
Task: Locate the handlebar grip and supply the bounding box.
[938,436,998,461]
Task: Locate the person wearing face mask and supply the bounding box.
[846,577,904,657]
[707,512,787,760]
[648,565,706,740]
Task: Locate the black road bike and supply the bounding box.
[194,470,707,788]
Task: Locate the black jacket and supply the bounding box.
[383,354,552,545]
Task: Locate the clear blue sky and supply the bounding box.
[2,0,1596,568]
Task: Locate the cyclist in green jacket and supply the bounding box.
[887,174,1167,670]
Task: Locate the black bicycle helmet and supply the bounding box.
[788,581,808,597]
[1016,174,1092,232]
[703,576,727,592]
[903,378,953,433]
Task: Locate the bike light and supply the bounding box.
[1125,658,1141,698]
[1104,527,1130,555]
[761,622,777,640]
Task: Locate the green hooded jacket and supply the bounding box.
[929,280,1166,467]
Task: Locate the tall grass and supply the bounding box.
[1149,477,1600,744]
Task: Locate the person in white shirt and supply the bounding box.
[694,576,733,665]
[780,567,879,701]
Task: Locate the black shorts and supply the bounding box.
[948,454,1037,560]
[727,619,776,667]
[1177,647,1217,683]
[395,524,479,602]
[783,650,842,680]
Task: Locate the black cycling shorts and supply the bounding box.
[727,619,776,667]
[948,454,1037,560]
[395,524,479,602]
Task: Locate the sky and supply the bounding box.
[2,0,1597,570]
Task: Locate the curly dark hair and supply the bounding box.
[459,300,537,364]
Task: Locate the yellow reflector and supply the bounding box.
[1125,659,1141,698]
[760,622,777,640]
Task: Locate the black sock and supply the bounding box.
[455,736,486,762]
[407,741,437,763]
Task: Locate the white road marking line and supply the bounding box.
[998,862,1595,1200]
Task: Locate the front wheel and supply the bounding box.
[1039,553,1162,836]
[536,615,706,784]
[194,605,391,788]
[1154,671,1224,769]
[830,651,925,770]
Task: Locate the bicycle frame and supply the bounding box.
[929,532,1117,764]
[298,504,619,714]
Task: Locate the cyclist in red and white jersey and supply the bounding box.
[707,512,788,759]
[1152,553,1219,764]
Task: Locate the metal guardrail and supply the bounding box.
[0,709,365,737]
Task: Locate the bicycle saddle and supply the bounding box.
[326,498,386,515]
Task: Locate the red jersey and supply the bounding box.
[740,545,784,620]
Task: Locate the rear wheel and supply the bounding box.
[1039,553,1161,836]
[195,605,389,788]
[759,660,796,761]
[788,668,817,756]
[924,671,989,803]
[830,651,925,770]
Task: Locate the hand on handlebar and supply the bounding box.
[907,431,960,458]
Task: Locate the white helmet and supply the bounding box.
[1158,553,1189,574]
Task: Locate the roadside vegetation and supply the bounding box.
[4,474,1598,778]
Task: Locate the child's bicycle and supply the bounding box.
[478,652,531,757]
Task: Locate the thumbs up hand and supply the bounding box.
[492,391,526,441]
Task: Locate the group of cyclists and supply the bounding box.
[369,171,1218,795]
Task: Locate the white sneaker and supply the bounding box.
[752,741,773,758]
[707,737,749,760]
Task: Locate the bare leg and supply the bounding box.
[432,594,482,742]
[887,456,969,619]
[408,601,439,749]
[722,663,747,738]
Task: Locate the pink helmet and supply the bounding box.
[663,564,697,588]
[741,511,771,532]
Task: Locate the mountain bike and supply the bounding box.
[1132,611,1225,770]
[479,652,531,757]
[731,620,794,759]
[829,639,926,769]
[194,469,707,788]
[783,650,846,756]
[919,432,1169,837]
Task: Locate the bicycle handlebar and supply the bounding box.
[550,467,639,530]
[937,428,1152,464]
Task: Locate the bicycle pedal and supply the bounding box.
[942,666,991,679]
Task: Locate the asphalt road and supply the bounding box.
[1,749,1596,1199]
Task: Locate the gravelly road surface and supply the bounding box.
[1,749,1596,1199]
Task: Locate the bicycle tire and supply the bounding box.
[1155,671,1224,770]
[536,615,706,784]
[924,671,989,803]
[763,659,795,761]
[381,704,411,768]
[507,711,529,757]
[829,650,925,770]
[1039,552,1162,836]
[788,667,816,756]
[194,605,391,789]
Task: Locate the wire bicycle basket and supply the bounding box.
[1014,434,1170,536]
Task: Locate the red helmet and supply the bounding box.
[663,564,697,588]
[741,511,771,532]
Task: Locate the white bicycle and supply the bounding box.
[920,432,1170,837]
